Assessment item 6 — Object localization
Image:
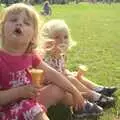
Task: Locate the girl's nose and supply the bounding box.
[16,22,22,26]
[61,37,65,42]
[16,20,23,26]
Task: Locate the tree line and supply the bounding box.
[0,0,120,6]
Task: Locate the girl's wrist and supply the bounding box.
[17,86,24,98]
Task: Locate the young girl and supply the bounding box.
[40,19,116,108]
[0,3,89,120]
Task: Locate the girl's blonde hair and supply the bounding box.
[0,3,43,53]
[39,19,76,51]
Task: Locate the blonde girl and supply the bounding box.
[0,3,87,120]
[40,19,115,110]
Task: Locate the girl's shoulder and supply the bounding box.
[31,50,43,59]
[31,51,43,68]
[0,50,5,69]
[0,49,5,55]
[0,50,6,60]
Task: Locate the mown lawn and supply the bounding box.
[0,2,120,120]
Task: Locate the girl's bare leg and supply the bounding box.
[79,76,99,90]
[68,76,101,101]
[38,84,78,108]
[61,92,73,106]
[68,76,96,99]
[37,84,65,108]
[79,76,117,96]
[34,112,49,120]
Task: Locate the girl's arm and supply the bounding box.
[0,85,40,106]
[0,87,20,105]
[38,61,84,107]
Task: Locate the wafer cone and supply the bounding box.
[77,64,88,78]
[29,69,44,86]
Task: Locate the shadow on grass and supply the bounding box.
[47,104,72,120]
[47,104,102,120]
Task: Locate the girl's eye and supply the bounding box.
[64,35,68,39]
[10,18,17,22]
[24,20,31,25]
[54,35,59,39]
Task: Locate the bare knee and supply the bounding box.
[61,92,73,106]
[38,84,65,107]
[34,112,49,120]
[50,84,65,101]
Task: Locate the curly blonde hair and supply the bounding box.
[39,19,76,52]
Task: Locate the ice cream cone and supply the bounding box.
[78,64,88,73]
[77,64,88,79]
[29,69,44,86]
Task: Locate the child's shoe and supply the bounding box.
[72,101,103,119]
[95,95,115,108]
[97,87,117,97]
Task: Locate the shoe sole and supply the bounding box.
[97,100,115,108]
[72,116,101,120]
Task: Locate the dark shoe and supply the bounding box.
[96,95,115,108]
[72,101,103,119]
[98,87,117,96]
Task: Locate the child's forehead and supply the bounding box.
[53,30,68,36]
[51,26,69,35]
[6,10,33,20]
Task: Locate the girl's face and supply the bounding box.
[52,31,68,45]
[50,31,69,55]
[3,11,35,51]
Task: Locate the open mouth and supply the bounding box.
[14,27,23,36]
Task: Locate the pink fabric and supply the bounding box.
[0,50,46,120]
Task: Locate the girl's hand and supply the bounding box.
[73,92,85,110]
[44,39,55,51]
[19,85,41,99]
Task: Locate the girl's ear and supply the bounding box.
[26,38,37,53]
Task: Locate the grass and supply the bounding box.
[1,2,120,120]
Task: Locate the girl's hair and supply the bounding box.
[0,3,43,53]
[39,19,76,52]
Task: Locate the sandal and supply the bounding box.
[72,101,103,119]
[96,95,115,108]
[97,87,117,96]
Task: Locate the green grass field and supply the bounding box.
[0,2,120,120]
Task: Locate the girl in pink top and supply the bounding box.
[0,3,86,120]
